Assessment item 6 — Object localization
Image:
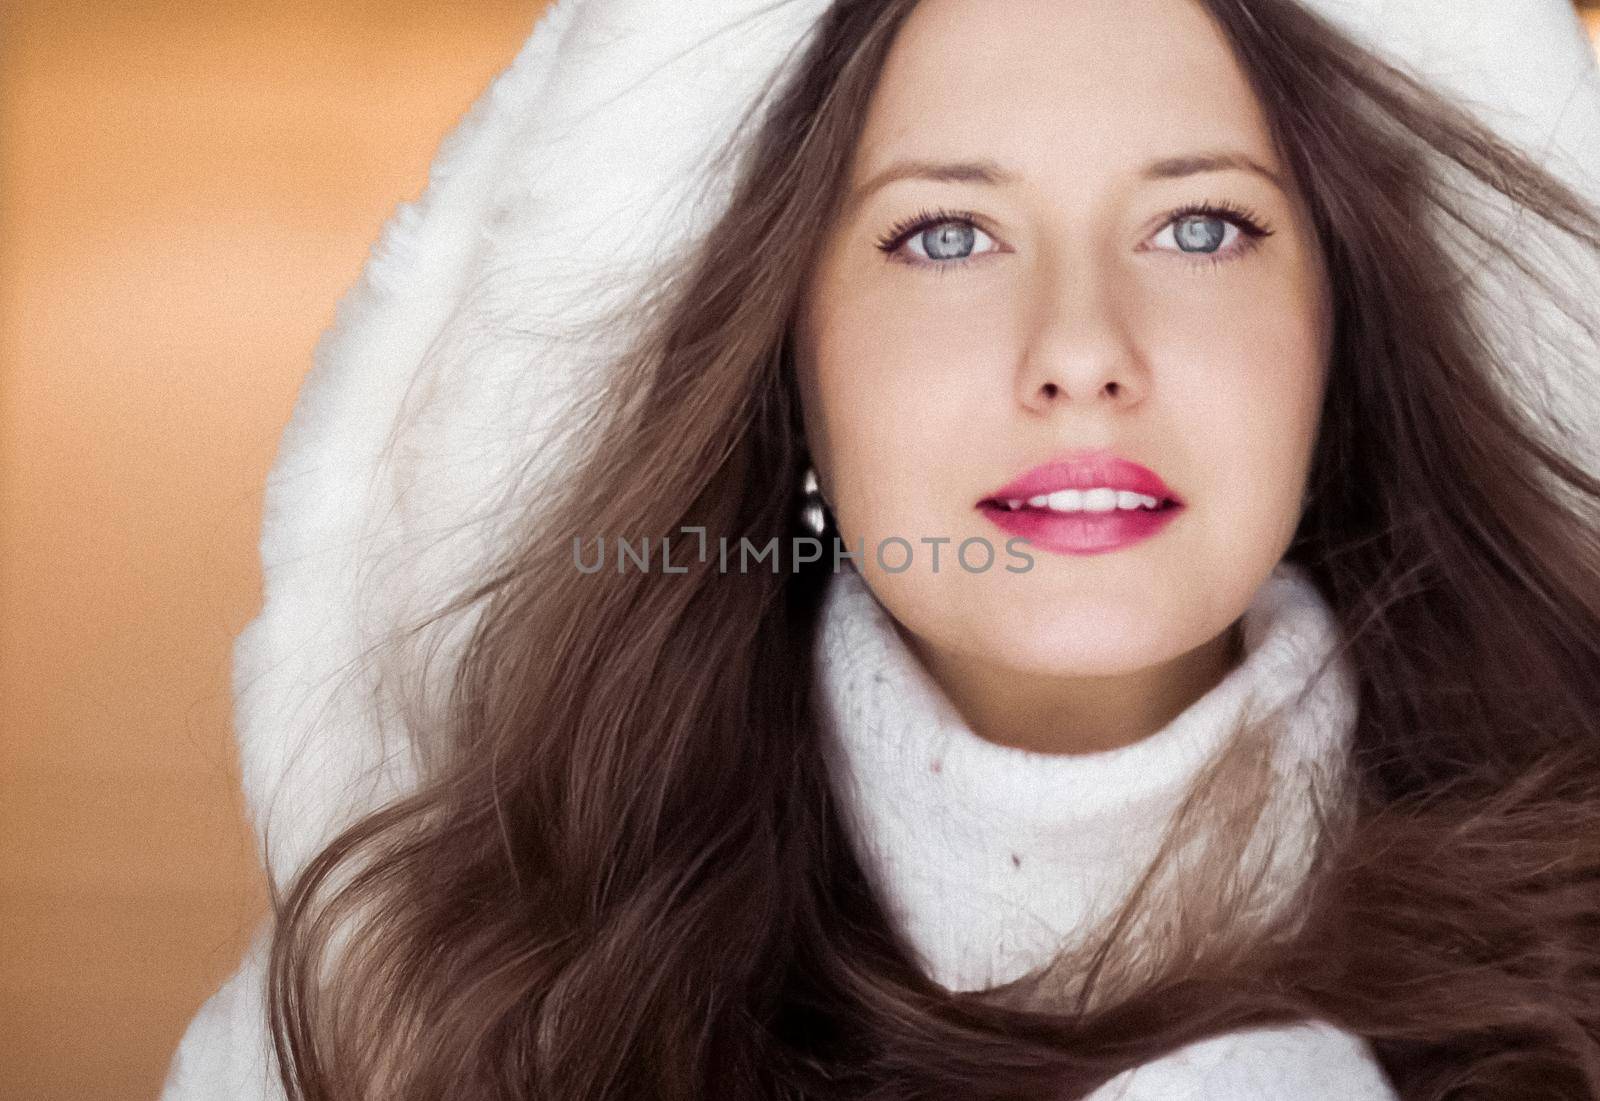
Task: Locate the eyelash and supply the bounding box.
[873,199,1275,273]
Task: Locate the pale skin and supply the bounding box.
[794,0,1334,756]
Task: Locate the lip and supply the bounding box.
[977,448,1185,557]
[982,448,1181,504]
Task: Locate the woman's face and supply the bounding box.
[795,0,1332,727]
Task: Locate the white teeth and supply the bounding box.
[1005,488,1163,513]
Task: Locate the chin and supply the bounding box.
[995,618,1186,680]
[932,582,1197,680]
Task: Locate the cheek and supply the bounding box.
[809,282,1005,533]
[1142,271,1328,532]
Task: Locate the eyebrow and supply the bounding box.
[844,150,1286,216]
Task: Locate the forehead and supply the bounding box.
[853,0,1280,191]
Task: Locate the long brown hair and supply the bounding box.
[266,0,1600,1096]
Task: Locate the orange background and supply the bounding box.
[0,4,1596,1099]
[0,2,543,1098]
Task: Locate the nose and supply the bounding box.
[1015,251,1145,414]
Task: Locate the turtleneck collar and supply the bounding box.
[814,558,1359,994]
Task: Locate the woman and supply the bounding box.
[163,0,1600,1097]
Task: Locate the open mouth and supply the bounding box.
[980,491,1181,515]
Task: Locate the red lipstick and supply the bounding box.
[977,448,1184,557]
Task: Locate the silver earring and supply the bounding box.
[799,464,827,535]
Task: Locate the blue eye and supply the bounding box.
[876,208,999,267]
[876,209,998,272]
[1161,215,1232,253]
[1150,200,1273,265]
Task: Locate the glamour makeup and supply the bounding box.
[977,449,1184,556]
